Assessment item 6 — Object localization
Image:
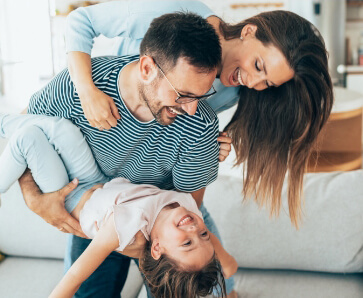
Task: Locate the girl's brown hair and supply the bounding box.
[139,242,226,298]
[220,10,333,228]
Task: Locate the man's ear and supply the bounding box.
[240,24,258,39]
[139,55,158,83]
[150,239,164,260]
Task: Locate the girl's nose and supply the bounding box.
[187,223,197,232]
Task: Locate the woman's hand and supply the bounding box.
[68,52,121,131]
[80,86,121,130]
[217,132,232,162]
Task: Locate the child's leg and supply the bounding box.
[0,114,107,184]
[0,125,69,193]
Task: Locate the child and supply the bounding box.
[0,113,237,298]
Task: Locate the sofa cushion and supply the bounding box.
[0,181,68,259]
[0,257,64,298]
[232,269,363,298]
[204,170,363,273]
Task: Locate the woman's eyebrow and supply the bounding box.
[178,90,198,96]
[262,60,277,87]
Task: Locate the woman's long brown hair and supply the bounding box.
[220,11,333,228]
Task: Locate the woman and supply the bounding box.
[66,0,333,228]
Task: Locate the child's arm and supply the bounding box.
[210,233,238,279]
[49,214,119,298]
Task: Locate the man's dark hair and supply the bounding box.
[140,12,221,72]
[139,241,226,298]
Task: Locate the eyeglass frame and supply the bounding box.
[152,58,217,104]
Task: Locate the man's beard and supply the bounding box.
[138,83,178,126]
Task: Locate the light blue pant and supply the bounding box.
[0,113,107,211]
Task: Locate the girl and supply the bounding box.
[0,113,236,298]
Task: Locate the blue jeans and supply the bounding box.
[64,204,235,298]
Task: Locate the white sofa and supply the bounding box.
[0,107,362,298]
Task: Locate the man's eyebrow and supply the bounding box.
[262,60,277,87]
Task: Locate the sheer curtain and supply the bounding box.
[0,0,53,109]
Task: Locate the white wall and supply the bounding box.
[0,0,53,108]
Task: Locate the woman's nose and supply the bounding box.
[181,100,198,116]
[247,74,266,90]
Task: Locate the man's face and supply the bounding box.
[139,57,217,126]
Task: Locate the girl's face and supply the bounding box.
[218,24,294,91]
[150,205,214,270]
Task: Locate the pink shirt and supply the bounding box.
[79,178,202,251]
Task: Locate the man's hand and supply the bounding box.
[119,231,147,259]
[217,132,232,162]
[18,169,87,238]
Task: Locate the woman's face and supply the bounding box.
[219,24,294,91]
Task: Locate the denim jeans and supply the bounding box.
[64,204,235,298]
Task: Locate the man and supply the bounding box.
[19,12,235,297]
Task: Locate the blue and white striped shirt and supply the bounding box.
[28,55,219,192]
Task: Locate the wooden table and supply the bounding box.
[308,87,363,172]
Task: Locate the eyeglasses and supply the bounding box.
[153,60,217,104]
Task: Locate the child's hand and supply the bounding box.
[220,254,238,279]
[120,231,146,259]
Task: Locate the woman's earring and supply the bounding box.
[240,36,243,40]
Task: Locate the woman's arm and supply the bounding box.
[49,214,119,298]
[66,1,214,129]
[68,52,121,130]
[65,1,213,55]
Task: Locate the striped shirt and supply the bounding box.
[28,55,219,192]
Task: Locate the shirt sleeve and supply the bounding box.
[27,68,75,118]
[112,205,148,251]
[65,0,215,55]
[172,113,220,192]
[206,80,240,114]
